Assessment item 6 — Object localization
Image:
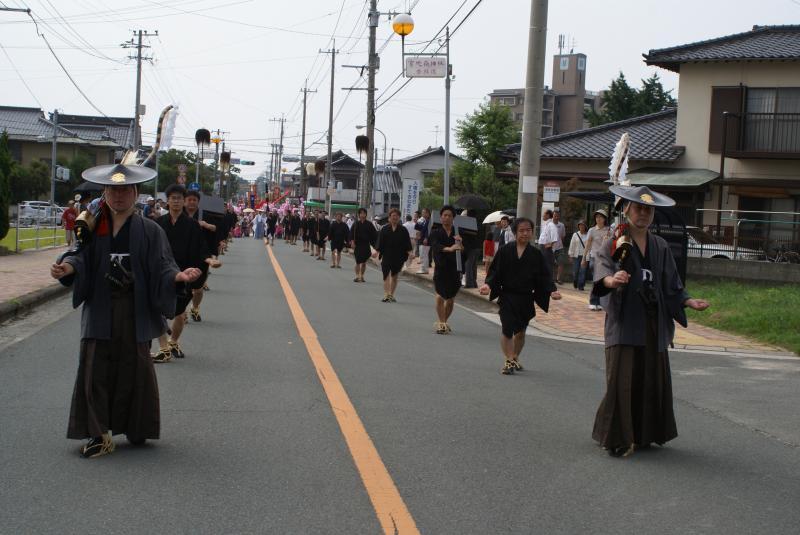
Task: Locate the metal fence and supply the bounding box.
[12,204,68,253]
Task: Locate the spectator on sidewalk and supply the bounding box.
[62,201,78,246]
[568,220,589,290]
[415,208,431,274]
[552,209,566,284]
[537,209,558,278]
[403,214,418,269]
[582,209,612,311]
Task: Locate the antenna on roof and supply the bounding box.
[558,34,565,56]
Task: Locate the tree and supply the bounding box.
[586,72,676,127]
[10,161,50,205]
[0,132,12,240]
[455,101,521,172]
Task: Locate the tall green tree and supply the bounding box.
[10,161,50,205]
[586,72,676,127]
[456,101,521,172]
[0,132,12,240]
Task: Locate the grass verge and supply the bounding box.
[0,228,67,252]
[686,279,800,355]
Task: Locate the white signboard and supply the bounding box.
[401,178,422,219]
[405,57,447,78]
[543,186,560,202]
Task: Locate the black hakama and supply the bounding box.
[351,220,377,264]
[430,226,461,300]
[376,223,411,280]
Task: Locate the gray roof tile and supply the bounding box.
[509,108,681,162]
[644,25,800,72]
[0,106,133,147]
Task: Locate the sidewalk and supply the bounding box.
[0,246,69,321]
[401,257,793,356]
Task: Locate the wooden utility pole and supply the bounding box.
[122,30,157,153]
[299,82,317,197]
[321,42,338,214]
[363,0,378,214]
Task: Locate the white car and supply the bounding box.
[18,201,63,226]
[686,227,765,261]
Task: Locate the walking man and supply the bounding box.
[430,205,463,334]
[375,208,413,302]
[328,212,349,268]
[184,189,221,322]
[50,164,200,457]
[591,186,709,457]
[480,218,561,375]
[415,207,431,274]
[316,211,330,261]
[350,207,377,283]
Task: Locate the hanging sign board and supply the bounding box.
[401,178,422,219]
[543,186,560,202]
[405,57,447,78]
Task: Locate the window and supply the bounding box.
[744,88,800,153]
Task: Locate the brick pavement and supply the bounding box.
[402,258,791,355]
[0,246,66,303]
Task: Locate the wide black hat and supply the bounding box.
[81,164,156,186]
[609,185,675,207]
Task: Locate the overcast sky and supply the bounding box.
[0,0,795,180]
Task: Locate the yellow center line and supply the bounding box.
[265,245,420,535]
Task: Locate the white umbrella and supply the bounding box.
[243,208,255,214]
[482,210,509,224]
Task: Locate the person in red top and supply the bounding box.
[62,200,78,245]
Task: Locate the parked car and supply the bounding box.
[18,201,63,226]
[686,227,766,261]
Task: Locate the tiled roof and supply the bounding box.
[507,108,682,162]
[396,146,465,165]
[0,105,133,147]
[644,25,800,72]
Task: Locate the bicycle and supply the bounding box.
[766,245,800,264]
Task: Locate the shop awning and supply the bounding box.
[303,200,358,210]
[623,168,719,187]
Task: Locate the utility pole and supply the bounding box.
[269,116,286,191]
[50,109,58,207]
[321,41,337,215]
[364,0,378,214]
[299,82,316,197]
[516,0,548,224]
[443,26,452,204]
[212,129,221,193]
[122,30,157,154]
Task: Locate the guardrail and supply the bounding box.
[13,204,68,252]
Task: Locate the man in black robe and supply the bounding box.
[328,212,349,268]
[375,208,413,302]
[349,207,377,283]
[184,190,221,322]
[301,212,311,252]
[266,210,278,246]
[316,211,331,261]
[429,205,463,334]
[591,185,709,457]
[290,212,301,245]
[155,184,211,362]
[480,217,561,374]
[50,164,200,458]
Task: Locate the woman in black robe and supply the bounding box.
[429,205,463,334]
[349,207,377,282]
[50,166,200,458]
[375,208,413,302]
[591,186,709,457]
[480,217,561,375]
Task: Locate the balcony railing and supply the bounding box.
[723,112,800,158]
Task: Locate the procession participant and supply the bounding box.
[307,211,319,256]
[50,164,200,457]
[154,184,212,362]
[429,205,463,334]
[300,211,311,252]
[184,190,221,322]
[283,213,291,243]
[316,211,331,261]
[591,186,709,458]
[253,210,266,240]
[480,217,561,375]
[328,212,349,268]
[290,211,301,245]
[349,207,377,283]
[403,214,418,270]
[265,210,278,246]
[375,208,413,302]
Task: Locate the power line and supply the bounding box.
[0,39,42,107]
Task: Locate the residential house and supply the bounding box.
[394,146,466,185]
[304,150,365,209]
[0,105,135,168]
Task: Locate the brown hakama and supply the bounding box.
[591,314,677,450]
[67,292,160,442]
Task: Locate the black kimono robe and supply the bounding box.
[350,220,377,264]
[376,223,412,279]
[307,217,318,245]
[485,241,555,338]
[328,221,349,251]
[317,218,331,246]
[591,232,690,451]
[157,212,209,313]
[430,226,461,300]
[61,213,179,441]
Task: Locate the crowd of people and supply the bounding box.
[50,161,709,461]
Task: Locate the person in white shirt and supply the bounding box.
[402,214,417,269]
[568,220,589,290]
[581,208,611,310]
[552,209,566,284]
[537,209,558,278]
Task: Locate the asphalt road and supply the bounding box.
[1,238,798,534]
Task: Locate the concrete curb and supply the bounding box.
[0,283,71,324]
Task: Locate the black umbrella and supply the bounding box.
[454,193,490,210]
[74,181,103,193]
